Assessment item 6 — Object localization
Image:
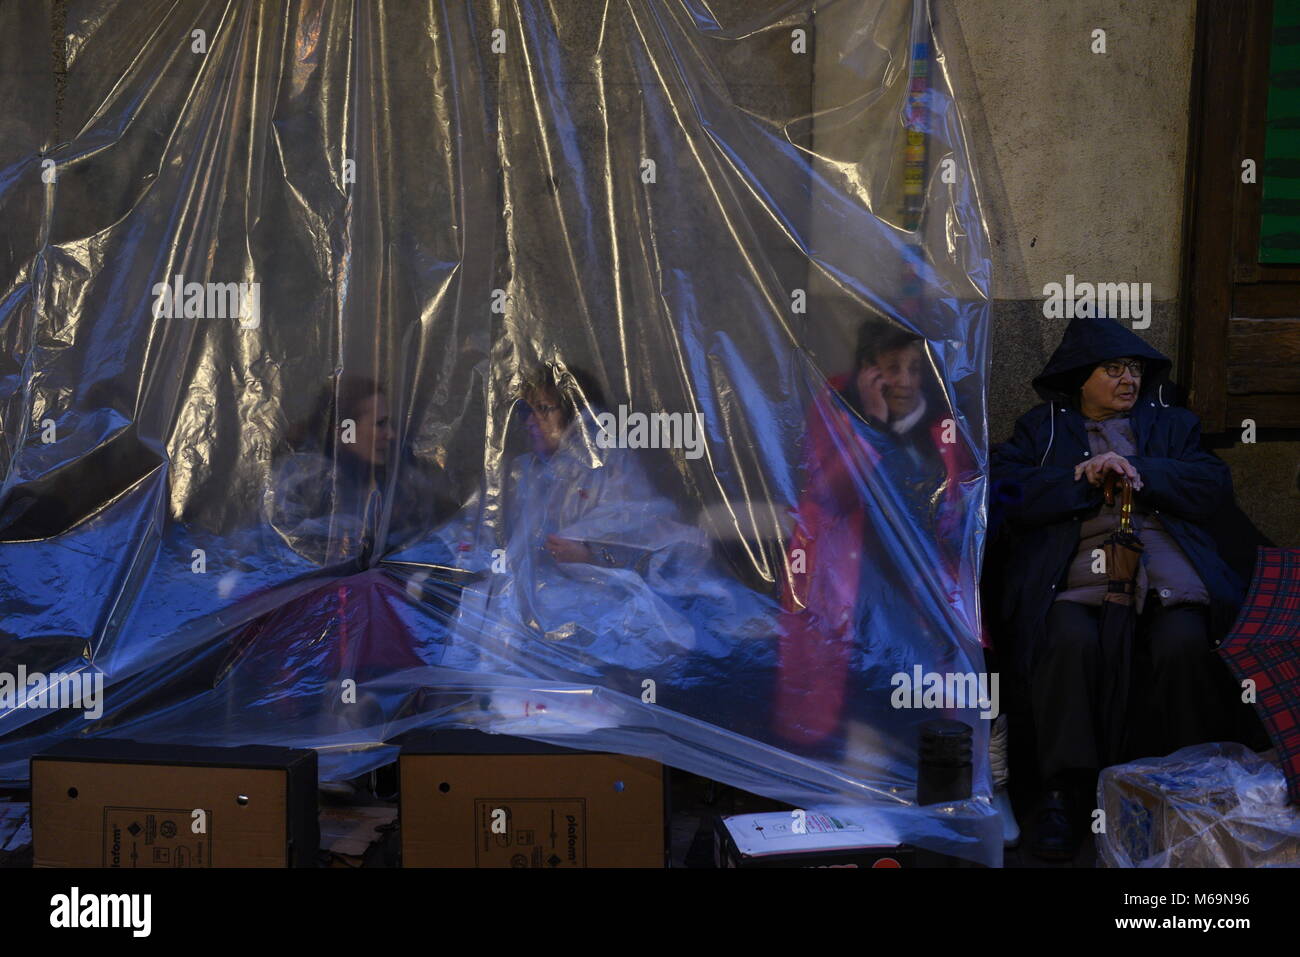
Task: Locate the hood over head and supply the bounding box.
[1032,315,1171,404]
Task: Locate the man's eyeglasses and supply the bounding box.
[1099,359,1145,379]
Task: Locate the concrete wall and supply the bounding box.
[936,0,1300,546]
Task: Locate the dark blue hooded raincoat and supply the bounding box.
[990,316,1245,682]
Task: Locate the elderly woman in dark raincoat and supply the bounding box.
[990,315,1249,860]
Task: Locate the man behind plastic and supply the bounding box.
[990,315,1245,860]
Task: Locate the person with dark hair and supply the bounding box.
[990,315,1247,860]
[439,363,773,730]
[775,320,979,755]
[224,374,464,799]
[266,374,458,566]
[848,319,955,528]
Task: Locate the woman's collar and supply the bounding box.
[890,395,928,434]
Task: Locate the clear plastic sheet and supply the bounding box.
[0,1,993,863]
[1098,743,1300,868]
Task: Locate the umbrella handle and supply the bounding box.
[1105,475,1135,533]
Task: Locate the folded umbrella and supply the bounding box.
[1097,475,1143,766]
[1217,547,1300,804]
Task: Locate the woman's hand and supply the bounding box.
[1074,451,1143,490]
[544,535,594,564]
[855,365,889,422]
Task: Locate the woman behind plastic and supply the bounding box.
[775,319,981,770]
[440,364,775,733]
[267,374,458,567]
[227,374,461,737]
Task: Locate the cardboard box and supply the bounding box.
[399,730,666,867]
[32,739,318,868]
[715,809,916,868]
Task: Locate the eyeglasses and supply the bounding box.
[1099,359,1145,379]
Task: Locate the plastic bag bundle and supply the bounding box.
[1099,743,1300,868]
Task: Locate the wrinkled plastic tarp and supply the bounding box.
[1099,743,1300,868]
[0,0,993,863]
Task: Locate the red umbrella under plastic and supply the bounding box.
[1217,547,1300,804]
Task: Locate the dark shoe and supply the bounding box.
[1030,789,1079,861]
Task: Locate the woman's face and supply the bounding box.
[348,394,394,467]
[876,343,924,420]
[1080,358,1141,418]
[524,388,569,456]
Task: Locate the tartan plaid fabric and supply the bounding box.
[1217,548,1300,804]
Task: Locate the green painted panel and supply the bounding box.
[1261,0,1300,263]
